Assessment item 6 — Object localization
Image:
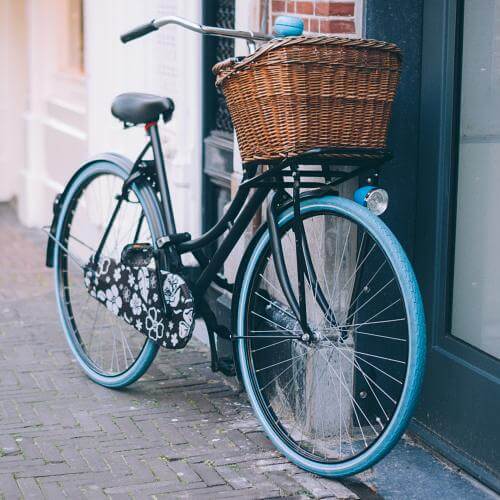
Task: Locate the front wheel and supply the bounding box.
[235,195,426,477]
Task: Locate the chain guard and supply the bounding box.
[83,255,194,349]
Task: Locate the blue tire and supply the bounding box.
[53,158,160,388]
[236,195,426,477]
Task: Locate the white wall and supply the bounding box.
[1,0,203,237]
[0,0,27,202]
[16,0,88,227]
[85,0,203,238]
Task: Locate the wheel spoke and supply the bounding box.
[250,310,298,335]
[255,350,310,373]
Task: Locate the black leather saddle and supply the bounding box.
[111,93,175,125]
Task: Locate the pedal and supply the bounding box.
[121,243,154,267]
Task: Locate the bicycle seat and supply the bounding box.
[111,93,175,125]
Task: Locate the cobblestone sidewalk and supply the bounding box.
[0,204,362,499]
[0,204,494,500]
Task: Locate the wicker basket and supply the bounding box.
[213,35,401,164]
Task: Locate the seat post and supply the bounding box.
[146,122,177,236]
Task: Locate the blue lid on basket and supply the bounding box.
[273,15,304,37]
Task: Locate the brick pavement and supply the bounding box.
[0,204,364,499]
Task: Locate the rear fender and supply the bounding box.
[45,153,135,268]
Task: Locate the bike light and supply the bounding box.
[354,186,389,215]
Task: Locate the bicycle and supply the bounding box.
[45,15,426,478]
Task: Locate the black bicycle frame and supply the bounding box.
[94,122,389,370]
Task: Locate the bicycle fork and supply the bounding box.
[266,173,339,339]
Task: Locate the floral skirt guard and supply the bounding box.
[84,256,194,349]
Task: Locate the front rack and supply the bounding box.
[243,146,391,167]
[241,146,392,190]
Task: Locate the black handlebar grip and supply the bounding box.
[121,20,158,43]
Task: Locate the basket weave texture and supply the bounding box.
[213,35,402,164]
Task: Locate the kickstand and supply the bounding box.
[199,300,236,376]
[206,323,220,373]
[205,322,236,376]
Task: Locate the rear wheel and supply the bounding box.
[236,195,426,477]
[53,160,160,388]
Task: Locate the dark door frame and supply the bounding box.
[201,0,235,237]
[201,0,235,366]
[412,0,500,490]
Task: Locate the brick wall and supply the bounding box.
[269,0,361,36]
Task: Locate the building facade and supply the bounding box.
[0,0,498,491]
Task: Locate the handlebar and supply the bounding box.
[121,16,273,44]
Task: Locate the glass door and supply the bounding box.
[452,0,500,360]
[414,0,500,490]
